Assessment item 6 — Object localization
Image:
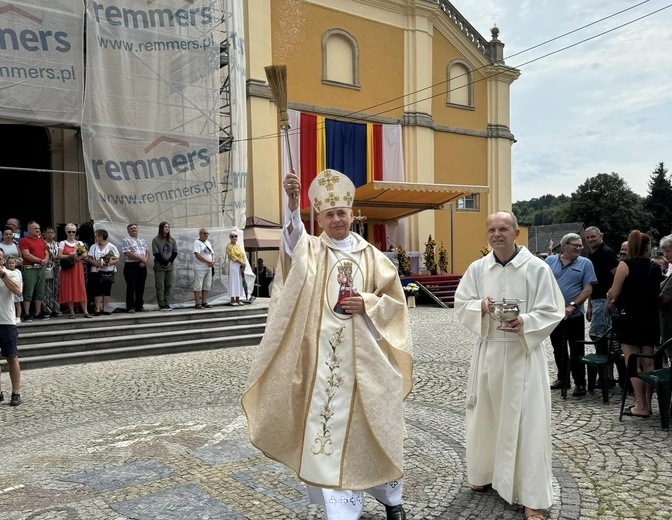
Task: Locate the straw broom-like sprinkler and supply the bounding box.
[264,64,297,199]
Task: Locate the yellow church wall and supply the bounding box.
[434,132,488,186]
[518,226,529,250]
[428,208,484,274]
[270,2,405,119]
[431,130,489,273]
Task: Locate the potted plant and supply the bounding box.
[404,282,420,308]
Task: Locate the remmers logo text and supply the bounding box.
[91,146,211,182]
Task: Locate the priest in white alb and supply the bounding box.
[454,211,564,520]
[242,169,413,520]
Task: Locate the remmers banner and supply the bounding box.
[0,0,84,125]
[83,0,222,228]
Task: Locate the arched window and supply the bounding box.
[446,60,473,108]
[322,29,360,89]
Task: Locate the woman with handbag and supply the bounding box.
[58,223,92,319]
[88,229,120,316]
[42,226,62,317]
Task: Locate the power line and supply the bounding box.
[369,2,672,121]
[236,0,668,145]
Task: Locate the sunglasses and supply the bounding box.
[67,231,77,234]
[230,235,238,238]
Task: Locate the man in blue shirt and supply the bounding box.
[545,233,597,396]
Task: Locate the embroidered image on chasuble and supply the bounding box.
[299,250,363,486]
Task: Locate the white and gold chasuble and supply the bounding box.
[242,230,413,491]
[299,249,364,486]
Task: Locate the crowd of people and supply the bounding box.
[0,218,259,410]
[540,227,670,421]
[0,218,255,322]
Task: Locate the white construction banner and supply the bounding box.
[221,0,247,229]
[0,0,84,125]
[83,0,222,228]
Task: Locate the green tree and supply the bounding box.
[644,162,672,241]
[565,172,652,251]
[513,194,570,225]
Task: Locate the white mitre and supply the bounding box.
[307,169,356,213]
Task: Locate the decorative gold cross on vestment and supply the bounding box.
[318,170,340,191]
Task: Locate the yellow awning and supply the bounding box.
[302,181,489,224]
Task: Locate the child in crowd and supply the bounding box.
[6,256,22,324]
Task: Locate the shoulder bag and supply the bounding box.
[99,271,116,284]
[60,257,75,270]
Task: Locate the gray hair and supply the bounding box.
[561,233,582,247]
[660,234,672,249]
[584,226,602,235]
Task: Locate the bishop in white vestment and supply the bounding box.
[454,211,564,520]
[242,170,413,520]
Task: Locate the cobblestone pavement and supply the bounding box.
[0,307,669,519]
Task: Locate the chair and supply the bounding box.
[619,338,672,430]
[565,327,621,403]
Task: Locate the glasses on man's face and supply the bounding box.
[67,231,77,234]
[568,243,582,248]
[230,235,237,238]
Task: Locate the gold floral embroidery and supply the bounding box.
[311,323,346,456]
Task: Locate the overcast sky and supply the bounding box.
[452,0,672,202]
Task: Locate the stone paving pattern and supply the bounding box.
[0,307,670,519]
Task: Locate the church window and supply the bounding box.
[446,60,473,108]
[322,29,360,89]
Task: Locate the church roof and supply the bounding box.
[435,0,492,58]
[528,222,586,255]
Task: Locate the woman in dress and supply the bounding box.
[607,230,662,418]
[87,229,120,315]
[226,231,246,306]
[42,226,61,317]
[57,223,92,319]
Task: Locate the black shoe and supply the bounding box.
[573,385,587,397]
[609,379,617,388]
[10,393,21,406]
[35,313,50,320]
[550,379,563,390]
[382,504,406,520]
[0,391,4,402]
[23,315,33,322]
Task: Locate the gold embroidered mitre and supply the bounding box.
[308,169,355,213]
